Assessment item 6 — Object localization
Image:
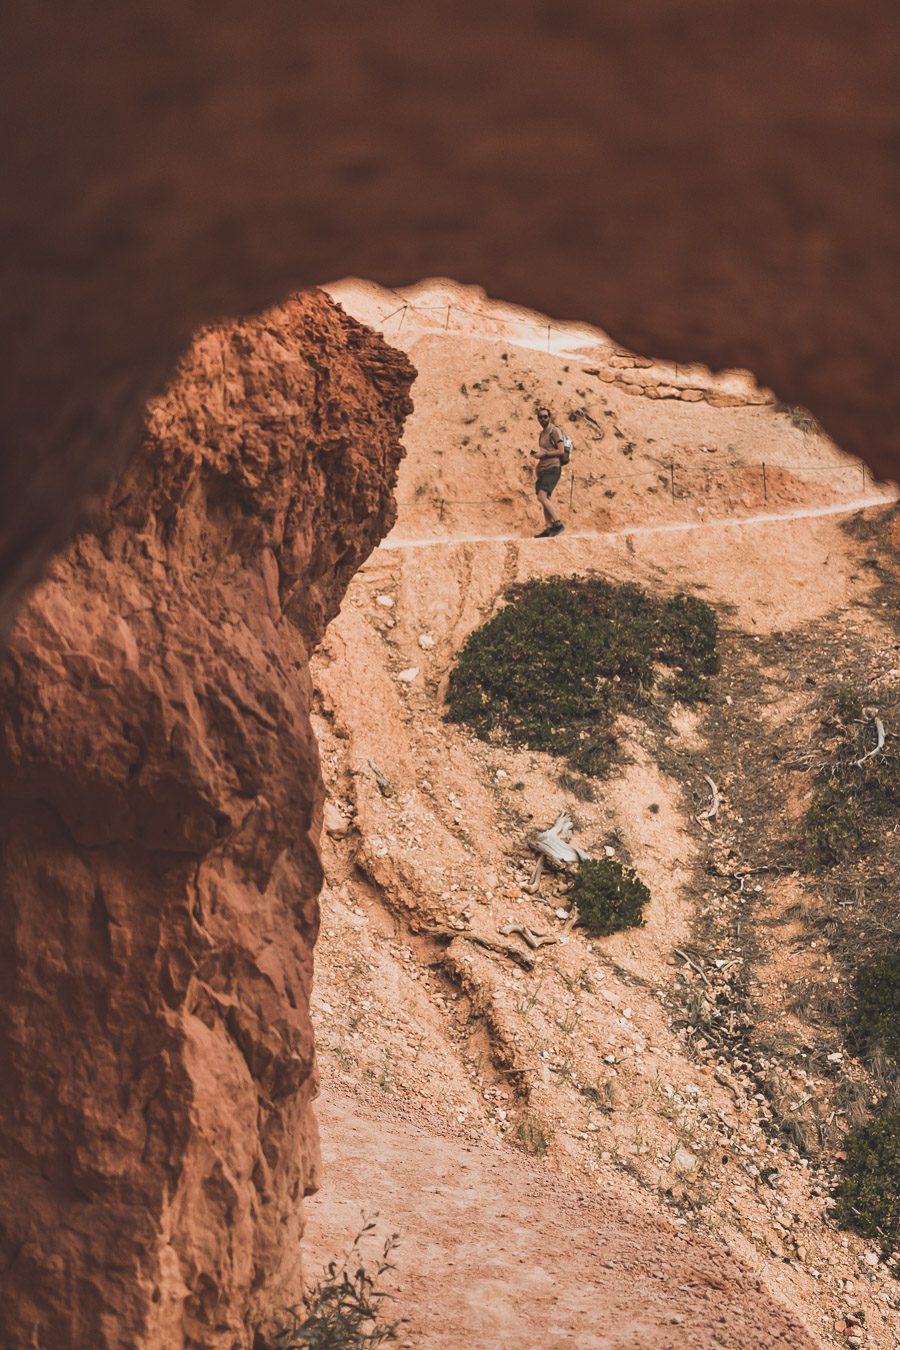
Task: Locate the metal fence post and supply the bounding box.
[762,462,768,502]
[670,463,676,504]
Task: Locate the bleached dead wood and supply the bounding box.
[696,774,720,823]
[521,856,545,895]
[421,923,536,970]
[529,812,590,869]
[499,923,559,950]
[854,716,885,767]
[674,947,711,986]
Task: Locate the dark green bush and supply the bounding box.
[445,577,719,775]
[856,954,900,1060]
[834,1112,900,1254]
[570,857,650,937]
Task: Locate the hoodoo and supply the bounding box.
[0,292,413,1347]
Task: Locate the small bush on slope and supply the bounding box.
[834,1112,900,1257]
[262,1225,405,1349]
[445,577,719,776]
[570,857,650,938]
[855,953,900,1060]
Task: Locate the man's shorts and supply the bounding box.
[536,466,562,497]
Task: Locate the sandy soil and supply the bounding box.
[305,283,900,1348]
[305,1090,815,1349]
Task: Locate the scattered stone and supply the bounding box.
[418,633,436,649]
[323,802,350,838]
[397,666,420,683]
[376,594,394,608]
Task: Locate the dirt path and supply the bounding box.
[380,494,892,551]
[304,1089,818,1349]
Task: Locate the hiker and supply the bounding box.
[530,405,566,537]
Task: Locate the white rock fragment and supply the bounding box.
[397,667,420,683]
[323,802,350,838]
[418,633,435,649]
[376,595,394,608]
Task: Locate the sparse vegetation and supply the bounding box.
[804,688,900,868]
[515,1115,552,1156]
[855,954,900,1060]
[557,771,596,802]
[834,1112,900,1256]
[262,1223,405,1349]
[781,404,821,435]
[446,577,719,775]
[570,857,650,937]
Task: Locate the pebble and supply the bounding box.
[397,667,420,683]
[323,802,350,838]
[376,594,394,608]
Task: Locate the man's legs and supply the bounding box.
[537,489,561,526]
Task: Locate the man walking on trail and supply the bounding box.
[530,405,566,537]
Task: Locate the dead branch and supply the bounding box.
[674,947,711,986]
[696,774,720,825]
[499,923,559,951]
[529,812,590,869]
[855,716,886,767]
[521,855,545,895]
[467,932,536,970]
[367,757,393,796]
[420,923,536,971]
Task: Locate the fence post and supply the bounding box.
[570,474,576,510]
[861,461,867,491]
[438,498,445,521]
[445,305,451,330]
[762,462,768,502]
[547,324,552,353]
[670,463,676,504]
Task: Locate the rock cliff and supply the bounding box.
[0,291,414,1347]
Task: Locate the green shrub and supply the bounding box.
[570,857,650,937]
[856,954,900,1060]
[834,1112,900,1254]
[262,1225,405,1349]
[445,577,719,775]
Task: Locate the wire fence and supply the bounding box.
[397,459,878,519]
[369,295,744,384]
[367,293,890,521]
[376,296,638,362]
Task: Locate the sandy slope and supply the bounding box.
[306,285,900,1348]
[305,1091,815,1349]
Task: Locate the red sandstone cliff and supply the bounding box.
[0,292,414,1347]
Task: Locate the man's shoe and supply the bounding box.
[548,521,565,536]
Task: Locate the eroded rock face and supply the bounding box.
[0,292,413,1348]
[2,1,899,636]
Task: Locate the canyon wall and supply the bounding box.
[0,292,414,1347]
[2,1,899,637]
